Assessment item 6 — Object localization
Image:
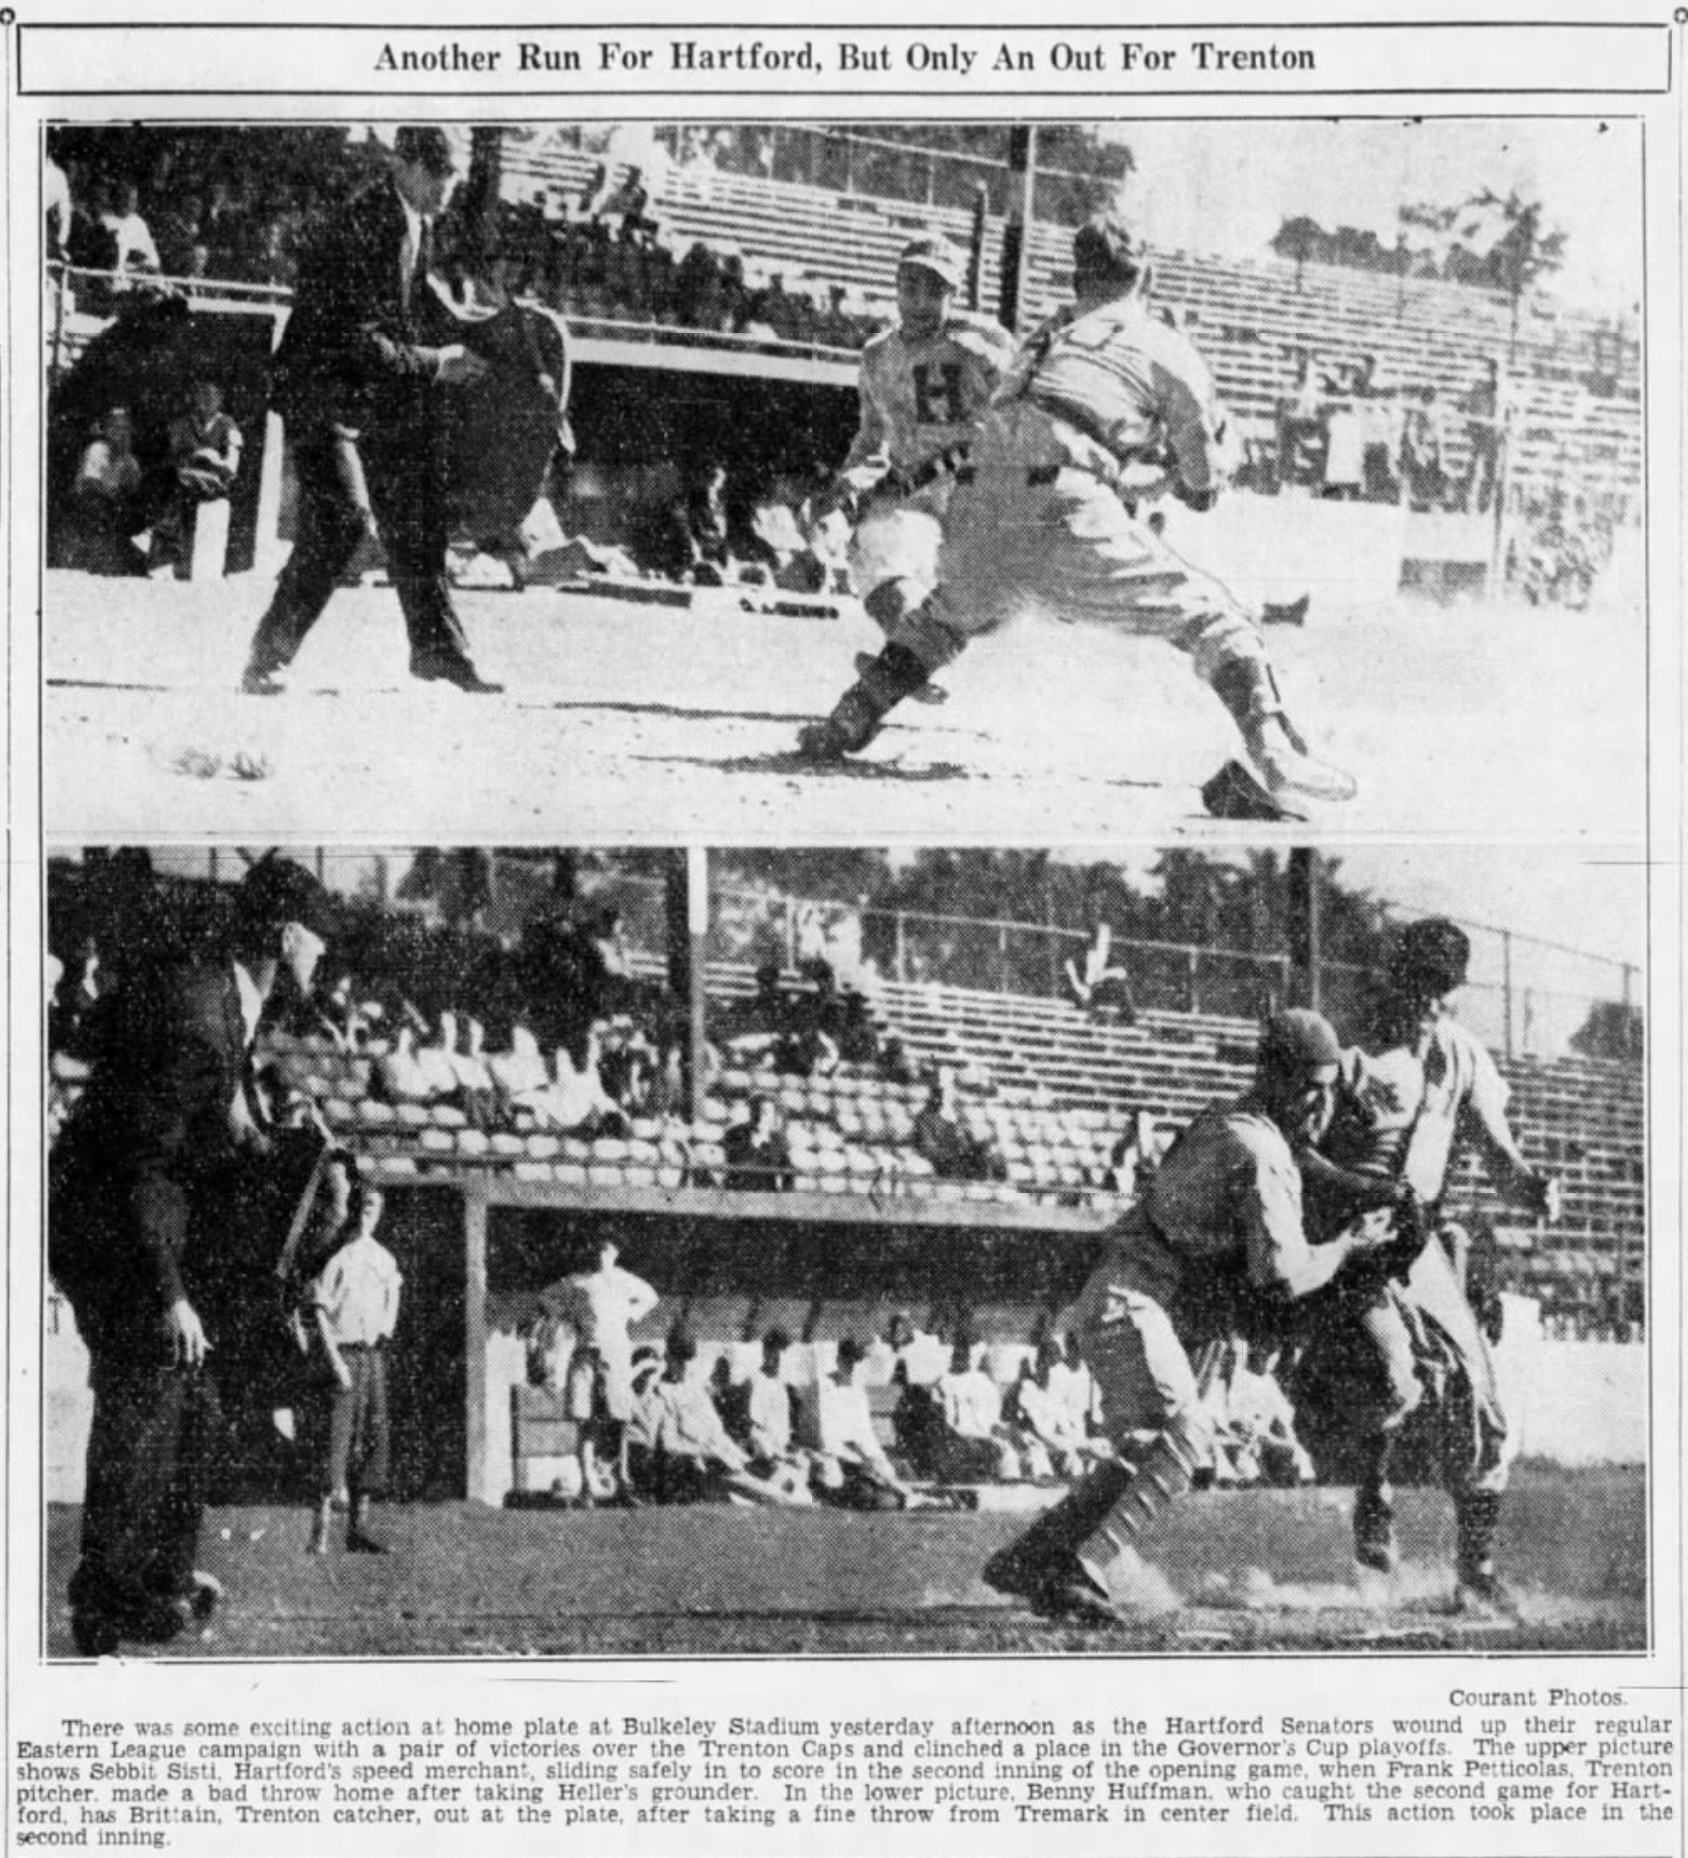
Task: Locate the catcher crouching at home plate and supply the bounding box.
[50,856,337,1656]
[983,1010,1388,1623]
[241,125,502,696]
[797,212,1355,814]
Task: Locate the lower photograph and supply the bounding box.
[43,842,1647,1658]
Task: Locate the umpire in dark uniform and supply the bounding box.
[241,126,502,695]
[51,856,336,1655]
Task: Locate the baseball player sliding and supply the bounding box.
[823,234,1017,702]
[797,213,1356,812]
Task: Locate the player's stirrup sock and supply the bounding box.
[1453,1489,1504,1585]
[1073,1414,1205,1595]
[802,643,936,757]
[1209,660,1357,804]
[982,1458,1136,1598]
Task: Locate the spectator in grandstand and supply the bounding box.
[50,933,108,1058]
[722,1095,795,1192]
[373,1020,433,1104]
[981,1009,1393,1624]
[647,1330,750,1503]
[1358,384,1403,504]
[1400,385,1448,511]
[913,1066,1006,1184]
[309,969,379,1052]
[486,1017,550,1109]
[611,166,660,247]
[241,125,503,698]
[1459,358,1507,515]
[64,406,149,578]
[148,378,244,575]
[673,240,725,330]
[66,175,120,282]
[800,1336,911,1510]
[540,1236,660,1496]
[45,152,72,264]
[1104,1108,1164,1200]
[1294,919,1559,1612]
[1319,391,1365,501]
[1274,351,1325,490]
[597,1017,659,1117]
[152,191,204,281]
[100,179,162,286]
[437,1011,498,1128]
[531,1028,633,1138]
[303,1182,402,1555]
[1064,924,1138,1022]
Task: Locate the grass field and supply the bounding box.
[43,571,1644,842]
[44,1462,1646,1658]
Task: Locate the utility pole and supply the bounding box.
[664,849,710,1122]
[999,127,1036,333]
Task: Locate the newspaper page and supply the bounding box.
[5,4,1683,1858]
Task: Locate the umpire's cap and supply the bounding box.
[1388,918,1471,999]
[1072,211,1149,288]
[899,234,963,291]
[1256,1008,1343,1078]
[232,853,337,944]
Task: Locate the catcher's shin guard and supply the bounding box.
[981,1457,1135,1603]
[1454,1488,1504,1586]
[1454,1489,1518,1613]
[1073,1413,1205,1595]
[1210,660,1357,806]
[795,644,935,762]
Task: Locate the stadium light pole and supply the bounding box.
[999,127,1036,333]
[1286,847,1322,1014]
[664,848,710,1124]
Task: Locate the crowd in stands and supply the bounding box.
[58,378,243,577]
[47,128,1640,611]
[47,856,1646,1364]
[1248,349,1508,513]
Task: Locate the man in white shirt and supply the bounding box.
[306,1185,402,1553]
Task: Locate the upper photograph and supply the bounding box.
[40,117,1644,841]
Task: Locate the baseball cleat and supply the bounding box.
[1245,715,1357,805]
[1202,759,1303,822]
[1353,1486,1398,1575]
[1454,1565,1521,1619]
[855,652,947,705]
[795,686,884,762]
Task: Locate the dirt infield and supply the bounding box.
[44,1462,1645,1657]
[43,572,1643,842]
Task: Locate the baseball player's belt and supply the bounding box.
[882,442,973,500]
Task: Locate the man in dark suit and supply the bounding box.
[241,126,502,695]
[51,856,336,1655]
